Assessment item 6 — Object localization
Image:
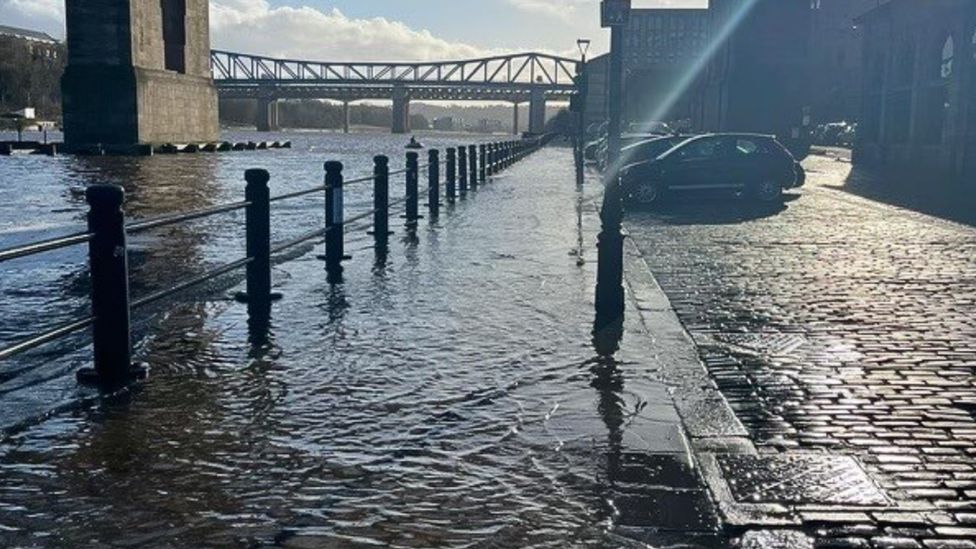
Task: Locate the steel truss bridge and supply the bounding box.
[209,50,581,133]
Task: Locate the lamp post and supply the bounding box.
[575,38,591,188]
[594,0,629,338]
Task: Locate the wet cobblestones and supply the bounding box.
[626,154,976,546]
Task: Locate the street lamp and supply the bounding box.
[594,0,629,342]
[575,38,591,187]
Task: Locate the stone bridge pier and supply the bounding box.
[528,88,547,135]
[62,0,219,149]
[255,97,280,132]
[392,85,410,135]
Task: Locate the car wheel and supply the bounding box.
[751,179,783,203]
[631,182,662,206]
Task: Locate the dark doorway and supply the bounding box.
[161,0,186,73]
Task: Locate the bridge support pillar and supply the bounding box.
[342,101,350,134]
[392,86,410,135]
[62,0,219,149]
[512,102,521,135]
[528,88,547,135]
[256,97,280,132]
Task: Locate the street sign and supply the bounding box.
[601,0,631,28]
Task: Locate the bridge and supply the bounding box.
[210,50,581,134]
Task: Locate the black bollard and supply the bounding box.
[372,155,392,247]
[487,143,496,176]
[428,149,440,218]
[446,148,457,201]
[77,185,136,386]
[324,161,347,278]
[479,144,487,182]
[405,152,420,226]
[468,144,478,189]
[236,169,281,306]
[458,146,468,194]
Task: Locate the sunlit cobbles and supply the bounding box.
[626,153,976,546]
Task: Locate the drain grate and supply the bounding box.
[700,332,808,357]
[718,454,888,506]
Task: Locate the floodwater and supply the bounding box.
[0,132,690,548]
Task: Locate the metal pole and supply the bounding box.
[468,145,478,190]
[479,144,487,182]
[458,146,468,194]
[324,161,346,278]
[446,148,457,201]
[405,151,420,226]
[78,185,134,386]
[372,155,391,246]
[595,20,627,333]
[240,169,273,305]
[428,149,440,218]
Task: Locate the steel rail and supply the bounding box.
[0,232,92,264]
[270,227,327,255]
[127,201,251,234]
[269,185,326,204]
[0,317,94,361]
[131,257,253,310]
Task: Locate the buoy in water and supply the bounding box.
[405,136,424,149]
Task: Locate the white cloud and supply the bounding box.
[505,0,594,21]
[210,0,495,62]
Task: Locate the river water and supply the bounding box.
[0,131,701,548]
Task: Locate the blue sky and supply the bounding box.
[0,0,707,60]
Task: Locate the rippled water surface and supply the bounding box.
[0,132,676,548]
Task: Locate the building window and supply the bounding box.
[940,35,954,79]
[161,0,186,73]
[971,28,976,62]
[895,40,915,86]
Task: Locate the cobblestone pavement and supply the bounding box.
[625,154,976,548]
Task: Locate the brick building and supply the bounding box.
[694,0,814,147]
[582,8,710,130]
[623,8,710,125]
[855,0,976,182]
[808,0,880,124]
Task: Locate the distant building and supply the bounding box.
[854,0,976,182]
[623,8,710,124]
[0,24,61,60]
[0,25,58,45]
[582,53,610,130]
[432,117,455,131]
[478,119,504,133]
[694,0,815,147]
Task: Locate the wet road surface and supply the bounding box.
[626,152,976,547]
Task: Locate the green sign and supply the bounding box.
[601,0,631,27]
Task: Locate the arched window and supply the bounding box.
[971,28,976,62]
[940,35,954,79]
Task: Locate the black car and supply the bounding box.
[621,133,804,206]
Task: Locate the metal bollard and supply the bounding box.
[468,144,478,190]
[236,169,280,306]
[428,149,440,217]
[77,184,135,386]
[371,155,392,246]
[458,145,468,194]
[479,143,487,182]
[405,151,420,225]
[446,148,457,201]
[324,161,347,273]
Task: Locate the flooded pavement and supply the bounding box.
[0,142,722,548]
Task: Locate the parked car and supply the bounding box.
[620,133,804,206]
[619,135,689,166]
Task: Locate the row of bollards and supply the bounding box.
[3,136,544,389]
[317,138,537,282]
